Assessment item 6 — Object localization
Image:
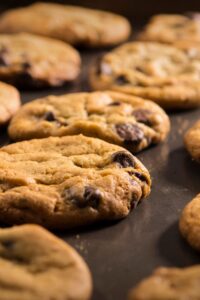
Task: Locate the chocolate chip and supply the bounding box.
[115,75,130,85]
[135,66,145,73]
[108,101,121,106]
[1,240,14,248]
[129,171,147,182]
[115,123,144,145]
[112,151,135,168]
[83,186,101,209]
[64,186,101,209]
[22,61,32,70]
[132,109,152,127]
[59,120,68,126]
[43,111,56,122]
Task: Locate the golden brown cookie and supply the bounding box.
[129,265,200,300]
[90,41,200,110]
[139,13,200,44]
[0,81,20,124]
[0,2,131,47]
[179,194,200,251]
[0,224,92,300]
[184,120,200,162]
[8,91,170,153]
[0,33,81,88]
[0,135,151,229]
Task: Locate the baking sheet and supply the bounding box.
[1,34,200,300]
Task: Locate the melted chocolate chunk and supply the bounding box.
[115,75,130,85]
[135,66,145,73]
[108,101,121,106]
[132,109,153,127]
[1,239,14,248]
[115,123,144,145]
[65,186,101,209]
[112,151,135,168]
[129,171,147,182]
[83,186,101,209]
[22,61,32,70]
[43,111,56,122]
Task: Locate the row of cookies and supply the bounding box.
[0,4,200,113]
[0,2,130,88]
[0,4,134,300]
[128,13,200,300]
[0,4,198,300]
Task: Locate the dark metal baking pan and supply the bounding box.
[0,1,200,299]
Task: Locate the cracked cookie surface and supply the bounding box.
[0,135,151,229]
[0,2,131,47]
[90,41,200,109]
[0,81,20,124]
[0,224,92,300]
[184,120,200,162]
[0,33,80,88]
[180,193,200,251]
[8,91,170,153]
[129,265,200,300]
[139,13,200,44]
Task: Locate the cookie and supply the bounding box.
[0,33,80,88]
[8,91,170,153]
[0,224,92,300]
[0,135,151,229]
[90,41,200,110]
[128,265,200,300]
[139,13,200,44]
[184,120,200,162]
[0,2,131,47]
[179,193,200,251]
[0,81,20,125]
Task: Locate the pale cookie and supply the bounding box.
[0,135,151,229]
[129,265,200,300]
[0,224,92,300]
[0,81,20,124]
[8,91,170,153]
[0,33,80,88]
[139,13,200,44]
[180,193,200,251]
[90,41,200,110]
[0,2,131,47]
[184,120,200,162]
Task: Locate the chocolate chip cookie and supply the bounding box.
[90,41,200,110]
[8,91,170,153]
[0,2,131,47]
[0,224,92,300]
[0,135,151,229]
[0,81,20,124]
[179,194,200,251]
[184,120,200,162]
[129,265,200,300]
[0,33,81,88]
[139,13,200,44]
